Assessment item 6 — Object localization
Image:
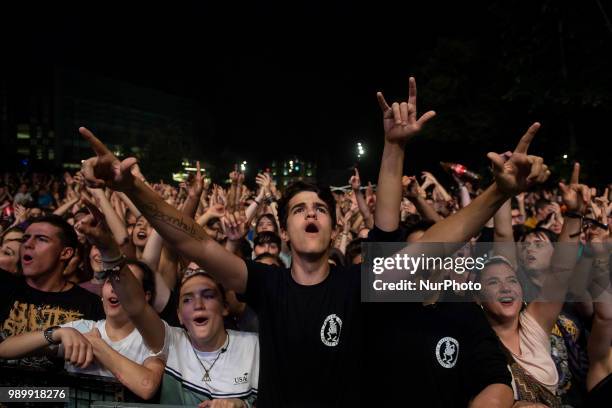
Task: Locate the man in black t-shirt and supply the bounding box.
[80,128,369,405]
[0,215,103,371]
[78,76,550,406]
[366,77,551,407]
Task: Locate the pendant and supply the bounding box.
[203,372,211,382]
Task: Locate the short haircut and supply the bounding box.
[535,198,552,211]
[236,238,253,260]
[125,259,156,305]
[254,252,284,267]
[74,207,90,218]
[28,214,78,250]
[519,227,558,243]
[254,231,281,248]
[277,181,336,230]
[0,225,25,245]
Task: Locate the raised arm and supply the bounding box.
[421,171,452,203]
[79,127,248,293]
[373,78,549,245]
[53,194,80,216]
[75,205,166,353]
[88,187,129,246]
[404,176,442,222]
[374,77,436,231]
[350,168,374,229]
[493,198,517,268]
[584,204,612,391]
[117,192,142,218]
[245,173,270,225]
[141,229,172,313]
[417,123,549,244]
[181,161,205,219]
[452,174,473,208]
[527,163,586,334]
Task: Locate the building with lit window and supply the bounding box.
[0,68,211,175]
[269,156,317,186]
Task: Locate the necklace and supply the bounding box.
[190,330,230,383]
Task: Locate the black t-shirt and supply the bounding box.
[243,260,361,408]
[362,227,512,407]
[364,301,511,407]
[0,270,104,370]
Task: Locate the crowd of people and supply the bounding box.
[0,77,610,407]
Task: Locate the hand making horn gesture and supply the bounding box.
[377,76,436,145]
[559,162,591,214]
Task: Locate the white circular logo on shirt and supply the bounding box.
[435,336,459,368]
[320,314,342,347]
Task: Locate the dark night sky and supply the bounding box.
[5,1,612,185]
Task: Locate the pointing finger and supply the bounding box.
[79,127,112,157]
[570,162,580,185]
[513,122,540,154]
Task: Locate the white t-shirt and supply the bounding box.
[60,319,157,377]
[155,322,259,406]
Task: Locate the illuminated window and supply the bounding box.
[17,124,30,139]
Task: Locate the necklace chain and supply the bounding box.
[190,330,230,383]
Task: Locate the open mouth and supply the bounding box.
[193,316,209,326]
[498,296,515,305]
[305,223,319,233]
[108,297,120,306]
[136,232,147,240]
[22,254,33,264]
[526,255,536,263]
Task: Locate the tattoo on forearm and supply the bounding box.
[141,202,204,241]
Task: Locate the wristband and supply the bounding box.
[43,326,61,345]
[102,254,127,272]
[100,252,123,263]
[99,259,126,282]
